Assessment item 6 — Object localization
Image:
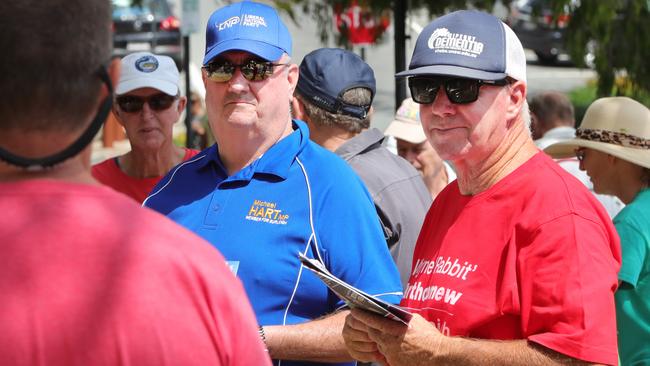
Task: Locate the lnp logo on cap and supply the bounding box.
[218,14,267,31]
[135,55,159,73]
[427,28,484,58]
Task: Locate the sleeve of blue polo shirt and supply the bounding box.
[310,165,404,308]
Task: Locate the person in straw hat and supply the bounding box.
[545,96,650,366]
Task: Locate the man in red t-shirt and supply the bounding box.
[342,10,621,366]
[92,52,199,203]
[0,1,270,365]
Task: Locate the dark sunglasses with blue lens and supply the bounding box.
[408,76,511,105]
[203,58,288,83]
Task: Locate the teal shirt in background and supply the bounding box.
[614,188,650,365]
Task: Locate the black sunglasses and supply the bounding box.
[116,93,177,113]
[203,58,288,82]
[408,76,510,104]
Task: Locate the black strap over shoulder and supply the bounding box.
[0,66,113,170]
[376,205,399,248]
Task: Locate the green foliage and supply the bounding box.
[412,0,505,15]
[545,0,650,98]
[173,132,186,147]
[569,79,650,125]
[286,0,509,47]
[271,0,305,23]
[568,82,598,125]
[276,0,650,100]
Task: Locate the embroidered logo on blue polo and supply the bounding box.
[218,14,267,31]
[135,55,159,73]
[245,199,289,225]
[427,28,484,58]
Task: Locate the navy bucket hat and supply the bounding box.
[297,48,376,119]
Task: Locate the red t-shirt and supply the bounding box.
[401,152,621,365]
[92,148,199,203]
[0,180,271,366]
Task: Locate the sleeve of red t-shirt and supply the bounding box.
[517,213,620,365]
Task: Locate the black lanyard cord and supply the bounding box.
[0,65,113,170]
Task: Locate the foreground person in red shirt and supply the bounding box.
[342,10,621,366]
[0,1,270,365]
[92,52,199,203]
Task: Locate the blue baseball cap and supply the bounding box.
[397,10,526,82]
[203,1,292,65]
[297,48,375,120]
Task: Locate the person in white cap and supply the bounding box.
[92,51,199,202]
[545,97,650,366]
[385,98,456,199]
[343,10,620,366]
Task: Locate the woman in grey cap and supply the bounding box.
[545,96,650,366]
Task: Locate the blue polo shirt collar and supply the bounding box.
[195,119,309,182]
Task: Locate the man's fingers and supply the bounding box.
[347,340,380,353]
[344,310,386,363]
[343,323,373,342]
[345,311,370,332]
[367,327,386,343]
[350,308,408,335]
[346,346,383,363]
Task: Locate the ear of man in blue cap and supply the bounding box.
[144,4,404,366]
[293,47,432,289]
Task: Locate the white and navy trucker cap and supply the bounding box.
[397,10,526,82]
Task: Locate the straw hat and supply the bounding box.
[545,97,650,169]
[384,98,427,144]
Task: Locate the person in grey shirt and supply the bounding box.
[291,48,431,286]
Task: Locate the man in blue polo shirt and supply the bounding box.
[143,2,403,366]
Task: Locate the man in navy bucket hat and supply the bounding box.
[144,2,403,366]
[342,10,621,366]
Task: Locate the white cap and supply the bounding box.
[116,52,179,96]
[384,98,427,144]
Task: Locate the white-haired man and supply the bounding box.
[343,10,621,366]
